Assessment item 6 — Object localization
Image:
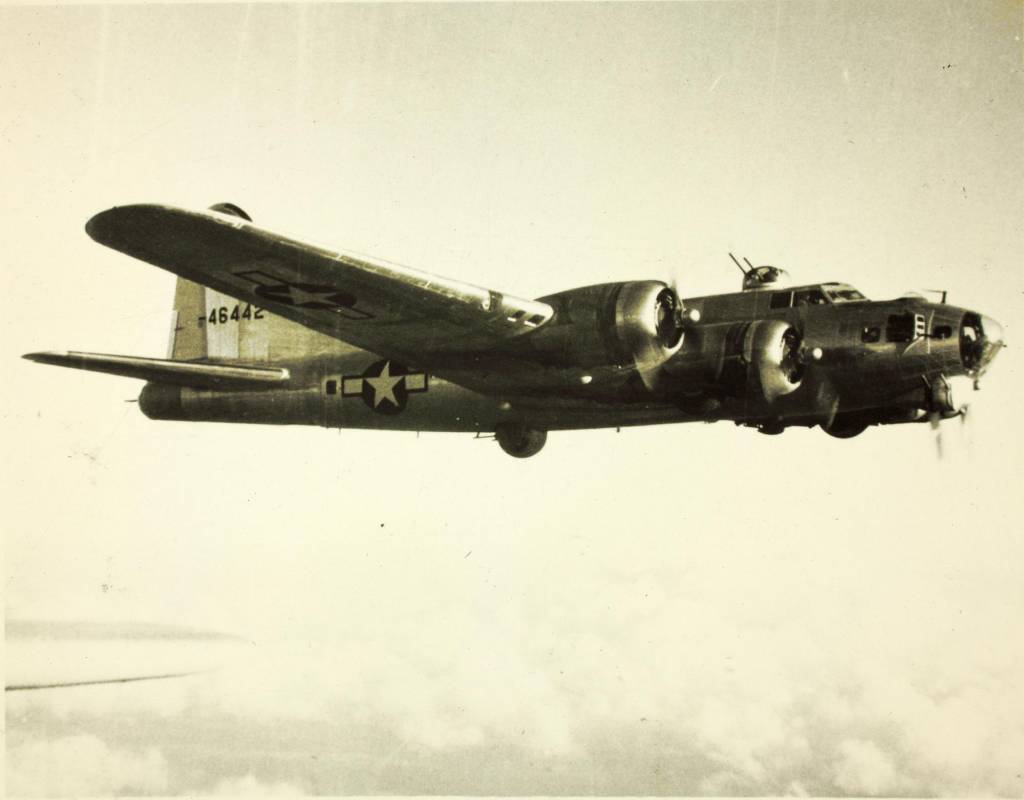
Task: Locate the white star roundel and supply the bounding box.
[341,360,427,415]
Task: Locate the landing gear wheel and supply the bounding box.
[823,419,868,439]
[495,423,547,458]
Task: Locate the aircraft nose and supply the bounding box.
[961,312,1005,377]
[978,315,1005,370]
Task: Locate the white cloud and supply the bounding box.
[207,775,306,796]
[6,735,168,797]
[8,574,1024,796]
[834,739,901,795]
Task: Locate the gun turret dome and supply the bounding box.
[742,265,791,291]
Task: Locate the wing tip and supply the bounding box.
[23,351,63,364]
[86,204,143,245]
[85,203,182,246]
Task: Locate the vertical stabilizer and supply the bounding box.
[166,277,328,364]
[168,278,207,360]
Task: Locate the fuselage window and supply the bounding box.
[793,289,828,306]
[769,292,792,309]
[861,326,881,343]
[932,324,953,340]
[886,313,919,343]
[826,287,867,303]
[325,379,338,395]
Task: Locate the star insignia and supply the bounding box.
[365,361,403,408]
[340,360,428,415]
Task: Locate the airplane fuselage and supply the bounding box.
[137,282,996,439]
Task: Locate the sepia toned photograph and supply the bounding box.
[3,1,1022,796]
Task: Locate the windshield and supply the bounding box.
[825,285,867,303]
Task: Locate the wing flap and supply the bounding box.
[85,204,553,363]
[23,351,289,388]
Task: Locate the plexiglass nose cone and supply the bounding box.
[979,315,1005,370]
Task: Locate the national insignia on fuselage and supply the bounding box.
[341,360,428,414]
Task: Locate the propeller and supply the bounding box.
[636,279,699,393]
[929,410,944,459]
[926,375,976,460]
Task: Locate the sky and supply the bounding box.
[2,1,1023,796]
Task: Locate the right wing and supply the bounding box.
[85,204,554,366]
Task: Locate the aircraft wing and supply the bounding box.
[6,671,200,692]
[5,620,244,692]
[86,205,554,364]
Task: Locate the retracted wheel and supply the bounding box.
[823,417,868,439]
[495,423,547,458]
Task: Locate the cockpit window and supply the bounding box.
[769,291,792,309]
[825,286,867,303]
[792,288,828,306]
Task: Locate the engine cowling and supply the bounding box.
[526,281,687,380]
[928,374,973,418]
[717,319,805,402]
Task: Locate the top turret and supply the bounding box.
[742,265,791,291]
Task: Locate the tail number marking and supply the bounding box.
[202,304,266,325]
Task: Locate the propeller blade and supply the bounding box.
[637,365,662,392]
[928,410,944,460]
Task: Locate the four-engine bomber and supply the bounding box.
[26,203,1004,456]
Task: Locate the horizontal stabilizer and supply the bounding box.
[23,351,289,388]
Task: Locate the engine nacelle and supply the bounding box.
[526,281,686,376]
[928,374,973,418]
[746,320,805,402]
[685,319,805,403]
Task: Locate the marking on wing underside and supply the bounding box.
[233,270,373,320]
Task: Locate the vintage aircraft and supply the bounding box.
[25,203,1004,457]
[5,619,240,691]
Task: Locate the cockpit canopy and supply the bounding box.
[768,283,868,309]
[823,283,867,303]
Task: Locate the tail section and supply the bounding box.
[26,202,348,390]
[168,278,207,360]
[167,199,341,363]
[165,202,271,361]
[169,277,330,363]
[169,278,272,363]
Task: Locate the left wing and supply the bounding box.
[86,204,553,365]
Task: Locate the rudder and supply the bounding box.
[168,278,207,360]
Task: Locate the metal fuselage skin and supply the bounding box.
[138,282,996,435]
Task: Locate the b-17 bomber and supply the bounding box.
[26,203,1005,457]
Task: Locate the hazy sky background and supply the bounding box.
[3,2,1023,796]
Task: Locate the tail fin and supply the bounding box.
[168,278,272,362]
[168,278,207,360]
[167,276,333,363]
[165,202,338,364]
